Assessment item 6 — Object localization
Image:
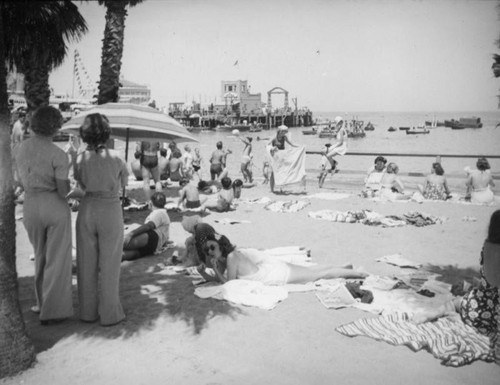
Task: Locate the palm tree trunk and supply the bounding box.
[0,11,36,379]
[97,1,127,105]
[23,59,51,110]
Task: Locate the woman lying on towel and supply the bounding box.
[197,232,368,285]
[413,210,500,342]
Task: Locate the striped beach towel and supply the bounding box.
[336,313,496,367]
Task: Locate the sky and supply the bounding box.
[49,0,500,112]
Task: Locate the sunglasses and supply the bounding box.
[204,244,216,254]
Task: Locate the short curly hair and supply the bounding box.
[80,113,111,146]
[476,157,490,171]
[432,162,445,176]
[30,106,63,137]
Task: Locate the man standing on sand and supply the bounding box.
[209,141,231,180]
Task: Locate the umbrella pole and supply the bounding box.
[122,127,130,207]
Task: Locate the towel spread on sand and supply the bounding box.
[192,246,314,308]
[308,210,446,227]
[306,192,351,201]
[265,200,310,213]
[195,280,288,310]
[268,146,306,187]
[376,254,422,269]
[336,312,495,367]
[239,196,273,205]
[214,218,252,225]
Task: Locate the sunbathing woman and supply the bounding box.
[378,162,411,201]
[197,232,368,285]
[417,162,451,200]
[465,157,495,204]
[413,210,500,356]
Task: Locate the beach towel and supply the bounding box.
[269,146,306,187]
[336,312,495,367]
[306,192,351,201]
[239,196,273,205]
[265,200,310,213]
[214,218,252,225]
[308,210,445,227]
[376,254,422,269]
[194,280,288,310]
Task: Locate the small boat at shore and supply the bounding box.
[302,127,318,135]
[216,124,251,132]
[364,122,375,131]
[318,129,337,138]
[444,117,482,129]
[406,126,430,135]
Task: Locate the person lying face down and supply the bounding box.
[198,233,368,285]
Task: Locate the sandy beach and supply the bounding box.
[4,173,500,385]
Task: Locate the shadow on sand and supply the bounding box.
[18,186,241,353]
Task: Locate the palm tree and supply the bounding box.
[0,10,36,378]
[0,1,87,377]
[4,1,88,111]
[97,0,143,105]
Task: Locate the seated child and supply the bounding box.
[123,192,171,261]
[201,176,235,212]
[178,177,206,210]
[232,178,243,199]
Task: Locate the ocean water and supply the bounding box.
[116,110,500,188]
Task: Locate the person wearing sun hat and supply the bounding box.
[324,115,347,174]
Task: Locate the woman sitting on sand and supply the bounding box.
[196,232,368,285]
[417,162,451,200]
[362,156,387,197]
[465,157,495,204]
[413,210,500,352]
[378,162,410,201]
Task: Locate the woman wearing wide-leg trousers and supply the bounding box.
[15,106,73,324]
[73,113,128,326]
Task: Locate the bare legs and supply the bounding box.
[141,166,162,200]
[411,297,461,324]
[287,264,368,284]
[122,232,149,261]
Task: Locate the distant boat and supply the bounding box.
[398,126,410,131]
[302,127,318,135]
[364,122,375,131]
[216,124,251,132]
[444,119,466,130]
[318,129,337,139]
[406,126,430,135]
[347,130,366,138]
[425,120,444,127]
[249,126,262,133]
[458,117,482,128]
[388,127,397,132]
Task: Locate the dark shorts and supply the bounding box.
[210,164,223,179]
[186,200,201,209]
[193,165,201,172]
[137,229,159,257]
[141,155,158,169]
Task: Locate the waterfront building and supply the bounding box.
[118,77,151,104]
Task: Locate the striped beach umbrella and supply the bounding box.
[61,103,198,160]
